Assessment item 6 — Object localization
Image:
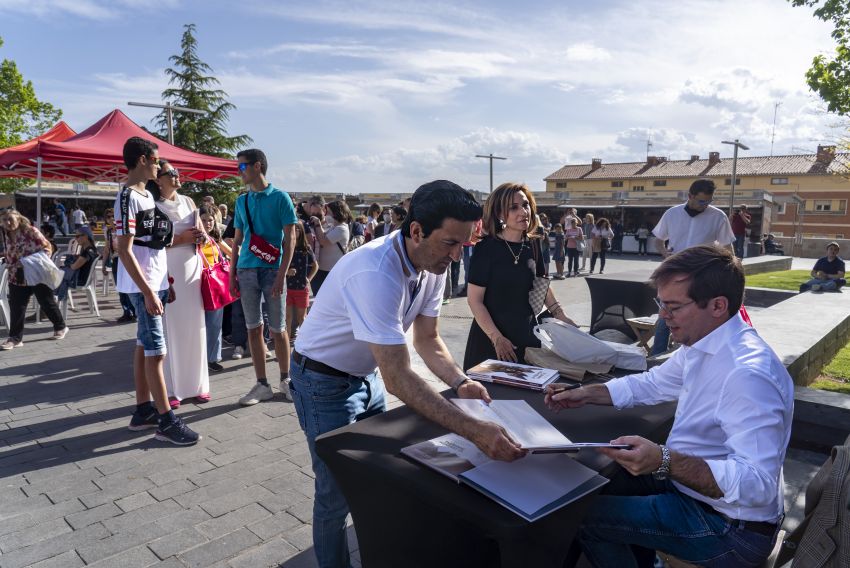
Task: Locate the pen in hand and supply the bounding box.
[548,383,582,395]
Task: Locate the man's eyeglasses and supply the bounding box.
[654,297,695,316]
[146,155,160,166]
[238,162,255,172]
[157,168,179,178]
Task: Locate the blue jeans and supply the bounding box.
[237,268,285,333]
[290,357,387,568]
[651,318,670,356]
[55,267,78,301]
[734,234,746,258]
[204,308,223,362]
[462,245,473,289]
[128,290,169,356]
[111,257,135,317]
[802,277,840,291]
[580,473,777,567]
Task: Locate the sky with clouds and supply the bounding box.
[0,0,843,193]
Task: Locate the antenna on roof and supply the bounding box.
[646,134,653,159]
[770,102,782,157]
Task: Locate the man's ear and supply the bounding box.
[712,296,730,318]
[409,221,424,244]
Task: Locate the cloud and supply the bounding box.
[0,0,179,20]
[564,43,611,62]
[279,128,569,193]
[679,69,778,113]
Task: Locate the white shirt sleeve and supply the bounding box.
[418,272,446,318]
[715,214,735,246]
[605,348,686,409]
[341,271,408,345]
[704,368,789,508]
[652,210,671,240]
[327,224,349,245]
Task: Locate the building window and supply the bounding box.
[724,178,741,185]
[776,203,786,215]
[653,180,667,187]
[611,181,623,188]
[632,185,645,192]
[771,177,789,185]
[555,182,567,189]
[815,200,833,212]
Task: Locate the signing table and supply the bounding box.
[314,382,675,568]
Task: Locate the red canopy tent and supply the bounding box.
[0,121,77,161]
[0,109,238,221]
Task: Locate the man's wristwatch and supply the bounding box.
[652,444,671,480]
[451,377,472,392]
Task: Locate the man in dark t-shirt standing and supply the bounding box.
[800,241,846,292]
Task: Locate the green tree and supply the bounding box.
[792,0,850,115]
[0,36,63,192]
[158,24,248,206]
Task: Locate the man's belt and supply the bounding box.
[696,500,777,537]
[293,351,356,379]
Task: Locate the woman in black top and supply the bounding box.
[464,183,577,370]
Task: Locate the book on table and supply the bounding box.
[400,400,610,522]
[465,359,560,391]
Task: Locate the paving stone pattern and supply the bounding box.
[0,256,825,567]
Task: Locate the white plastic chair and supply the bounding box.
[60,259,100,319]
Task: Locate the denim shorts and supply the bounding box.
[128,290,170,357]
[237,268,286,333]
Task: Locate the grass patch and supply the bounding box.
[746,270,811,291]
[810,377,850,395]
[823,342,850,381]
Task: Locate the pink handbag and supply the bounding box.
[198,241,239,311]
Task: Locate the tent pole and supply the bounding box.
[36,157,43,225]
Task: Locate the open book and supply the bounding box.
[451,399,630,452]
[465,359,559,391]
[401,433,608,522]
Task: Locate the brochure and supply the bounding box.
[401,433,609,522]
[465,359,560,391]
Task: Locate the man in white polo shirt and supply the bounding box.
[291,180,525,568]
[650,179,734,354]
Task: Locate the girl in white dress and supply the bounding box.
[153,161,210,406]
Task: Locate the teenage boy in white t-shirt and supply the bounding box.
[291,180,526,568]
[115,136,200,446]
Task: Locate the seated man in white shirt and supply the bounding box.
[291,180,525,568]
[546,244,793,567]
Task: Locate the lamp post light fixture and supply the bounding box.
[127,101,206,145]
[721,139,749,216]
[475,153,508,192]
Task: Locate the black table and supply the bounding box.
[585,268,659,340]
[314,383,675,568]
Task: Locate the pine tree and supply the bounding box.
[0,36,63,192]
[158,24,249,206]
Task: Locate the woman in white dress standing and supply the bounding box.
[153,160,210,407]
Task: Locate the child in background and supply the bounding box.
[200,205,232,374]
[286,221,318,346]
[552,223,566,279]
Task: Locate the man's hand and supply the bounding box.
[456,380,492,403]
[470,421,526,462]
[143,290,164,316]
[492,334,517,362]
[544,383,612,412]
[229,273,239,297]
[598,436,661,476]
[167,285,176,304]
[271,272,286,298]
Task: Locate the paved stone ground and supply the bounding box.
[0,254,827,567]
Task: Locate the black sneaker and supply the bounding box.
[208,362,224,372]
[128,406,159,431]
[154,416,201,446]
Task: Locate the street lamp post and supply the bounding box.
[127,101,206,144]
[721,139,749,216]
[475,153,507,192]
